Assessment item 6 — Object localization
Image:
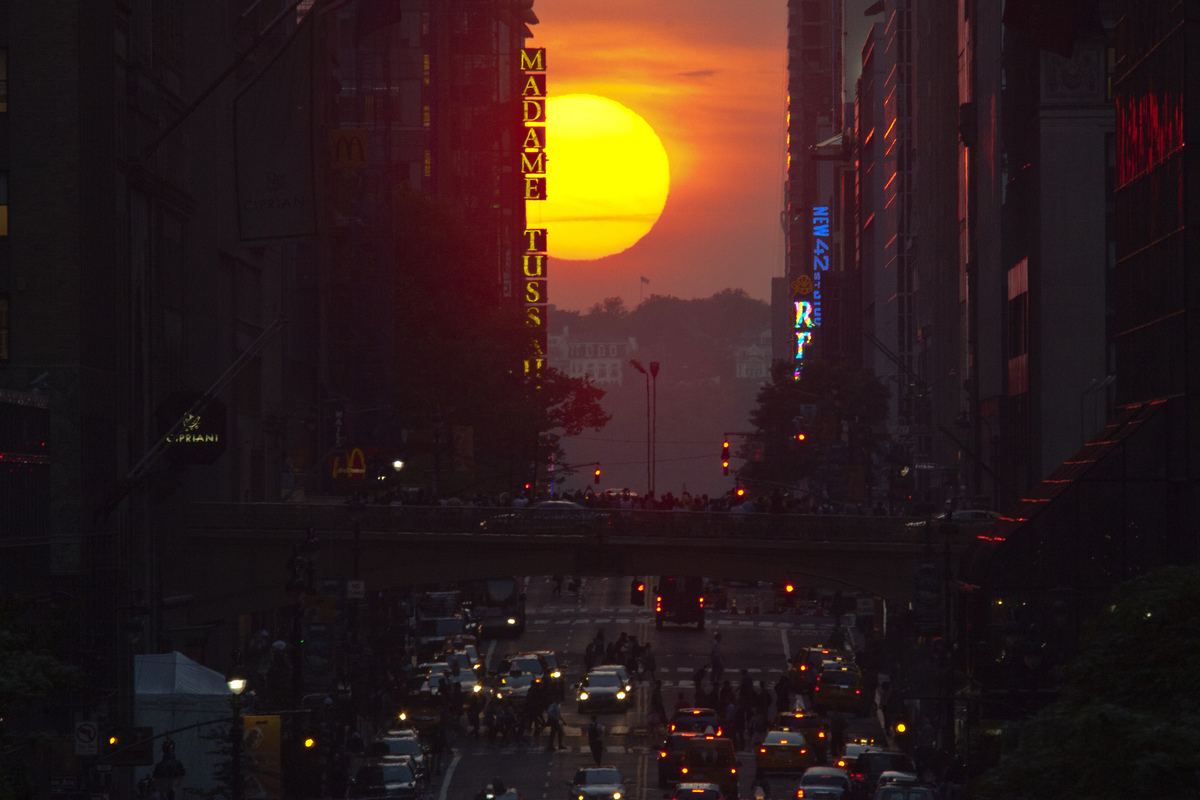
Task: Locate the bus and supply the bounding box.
[654,576,705,630]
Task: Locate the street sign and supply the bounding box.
[74,720,98,756]
[49,776,78,791]
[346,579,365,600]
[856,597,875,616]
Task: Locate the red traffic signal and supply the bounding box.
[721,440,730,459]
[594,467,601,484]
[736,487,746,498]
[722,460,730,476]
[796,432,807,442]
[785,583,795,593]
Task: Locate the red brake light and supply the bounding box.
[660,751,667,758]
[819,732,825,738]
[681,768,688,774]
[785,584,794,593]
[759,748,767,754]
[800,665,808,671]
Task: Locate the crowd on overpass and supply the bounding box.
[357,486,898,517]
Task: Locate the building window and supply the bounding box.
[0,172,7,236]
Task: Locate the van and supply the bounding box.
[679,737,739,798]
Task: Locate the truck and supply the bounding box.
[465,577,526,639]
[414,590,467,660]
[654,576,705,630]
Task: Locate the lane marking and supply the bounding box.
[437,751,461,800]
[485,639,497,672]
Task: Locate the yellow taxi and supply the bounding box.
[773,710,828,761]
[811,667,867,716]
[788,648,846,692]
[754,729,813,775]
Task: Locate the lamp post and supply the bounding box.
[629,360,651,497]
[649,362,659,496]
[226,661,247,800]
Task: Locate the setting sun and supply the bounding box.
[529,94,670,261]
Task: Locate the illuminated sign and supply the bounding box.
[156,392,228,465]
[330,447,367,481]
[523,48,548,380]
[793,206,830,379]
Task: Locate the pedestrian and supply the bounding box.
[552,574,563,597]
[710,632,725,688]
[484,704,497,745]
[586,714,605,766]
[642,643,657,680]
[775,673,791,713]
[584,641,597,673]
[545,698,564,751]
[830,710,848,757]
[429,726,446,775]
[692,665,708,698]
[467,692,483,738]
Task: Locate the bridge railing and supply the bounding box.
[186,502,934,544]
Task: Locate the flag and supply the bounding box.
[235,13,316,240]
[640,276,650,285]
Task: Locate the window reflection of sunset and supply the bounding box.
[529,94,670,261]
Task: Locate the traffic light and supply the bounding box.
[721,439,730,460]
[630,579,645,606]
[594,467,601,484]
[796,431,807,442]
[722,460,730,476]
[735,487,746,499]
[785,583,795,594]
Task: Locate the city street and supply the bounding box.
[435,576,882,800]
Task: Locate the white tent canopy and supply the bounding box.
[134,652,233,796]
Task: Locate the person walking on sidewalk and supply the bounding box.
[586,715,605,766]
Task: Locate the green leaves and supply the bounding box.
[977,565,1200,800]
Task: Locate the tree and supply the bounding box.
[976,565,1200,799]
[0,597,85,800]
[740,358,889,489]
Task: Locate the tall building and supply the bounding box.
[0,1,537,792]
[777,0,844,371]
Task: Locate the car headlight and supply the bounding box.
[579,692,589,700]
[614,794,622,799]
[473,684,482,693]
[507,618,516,625]
[616,691,626,699]
[552,671,561,678]
[398,712,407,721]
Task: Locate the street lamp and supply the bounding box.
[392,459,404,472]
[629,360,651,497]
[226,661,247,800]
[649,362,660,496]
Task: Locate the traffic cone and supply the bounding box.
[731,598,738,614]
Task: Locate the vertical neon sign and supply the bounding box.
[522,48,548,381]
[793,206,830,379]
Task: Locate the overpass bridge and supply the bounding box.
[168,503,982,625]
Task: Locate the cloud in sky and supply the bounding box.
[529,0,787,312]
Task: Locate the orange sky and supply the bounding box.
[530,0,788,312]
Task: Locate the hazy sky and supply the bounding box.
[532,0,789,312]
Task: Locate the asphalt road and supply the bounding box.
[433,576,882,800]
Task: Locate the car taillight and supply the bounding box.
[681,768,688,774]
[836,760,846,768]
[800,749,807,754]
[856,689,861,694]
[660,751,667,758]
[797,791,805,799]
[759,748,767,754]
[716,727,722,737]
[800,665,808,671]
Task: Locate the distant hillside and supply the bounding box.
[549,291,770,498]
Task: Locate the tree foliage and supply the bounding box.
[976,565,1200,799]
[0,597,85,800]
[740,358,889,486]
